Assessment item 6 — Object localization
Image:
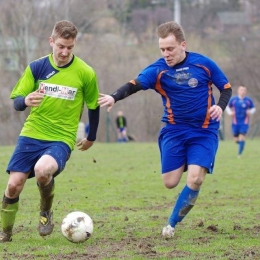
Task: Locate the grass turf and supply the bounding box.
[0,139,259,259]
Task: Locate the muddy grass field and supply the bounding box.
[0,141,260,259]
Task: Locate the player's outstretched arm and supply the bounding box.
[98,80,142,112]
[98,94,115,112]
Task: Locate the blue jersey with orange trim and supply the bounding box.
[228,96,255,125]
[137,52,231,129]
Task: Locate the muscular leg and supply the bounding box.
[162,165,207,236]
[35,155,58,236]
[0,172,29,242]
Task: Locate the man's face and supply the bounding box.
[238,86,247,98]
[159,34,186,67]
[49,37,76,67]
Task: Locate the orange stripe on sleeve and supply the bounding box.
[224,83,231,89]
[196,64,211,77]
[202,83,212,128]
[129,80,136,85]
[155,71,175,124]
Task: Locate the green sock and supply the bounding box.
[1,196,19,234]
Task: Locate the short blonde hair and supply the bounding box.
[51,20,78,41]
[157,21,185,43]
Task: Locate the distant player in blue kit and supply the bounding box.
[98,21,232,237]
[226,85,255,158]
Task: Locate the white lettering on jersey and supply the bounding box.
[46,71,56,79]
[176,67,189,72]
[38,83,77,100]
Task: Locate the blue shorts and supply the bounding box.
[118,127,126,133]
[232,124,249,137]
[158,125,219,174]
[7,136,71,179]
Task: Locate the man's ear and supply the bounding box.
[181,41,186,51]
[49,37,54,47]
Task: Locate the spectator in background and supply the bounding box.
[116,111,128,142]
[226,85,255,158]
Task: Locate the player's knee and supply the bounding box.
[194,177,204,187]
[162,170,182,189]
[188,175,204,189]
[163,180,179,189]
[34,165,53,183]
[7,182,21,197]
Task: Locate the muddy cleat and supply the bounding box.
[0,231,12,242]
[38,211,54,236]
[162,224,175,238]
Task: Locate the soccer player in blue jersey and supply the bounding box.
[98,21,232,237]
[226,85,255,158]
[0,20,100,242]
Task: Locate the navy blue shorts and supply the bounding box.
[158,126,219,174]
[232,124,249,137]
[7,136,71,178]
[118,127,126,133]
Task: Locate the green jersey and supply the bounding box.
[10,54,99,150]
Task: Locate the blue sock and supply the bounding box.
[238,141,245,155]
[168,185,200,227]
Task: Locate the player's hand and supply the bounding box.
[98,93,115,112]
[209,105,222,121]
[25,90,44,107]
[76,138,94,151]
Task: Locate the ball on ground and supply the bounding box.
[61,211,93,243]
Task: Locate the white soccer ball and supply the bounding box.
[61,211,93,243]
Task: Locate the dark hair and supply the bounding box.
[157,21,185,43]
[51,20,78,40]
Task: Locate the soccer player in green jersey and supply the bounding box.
[0,20,100,242]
